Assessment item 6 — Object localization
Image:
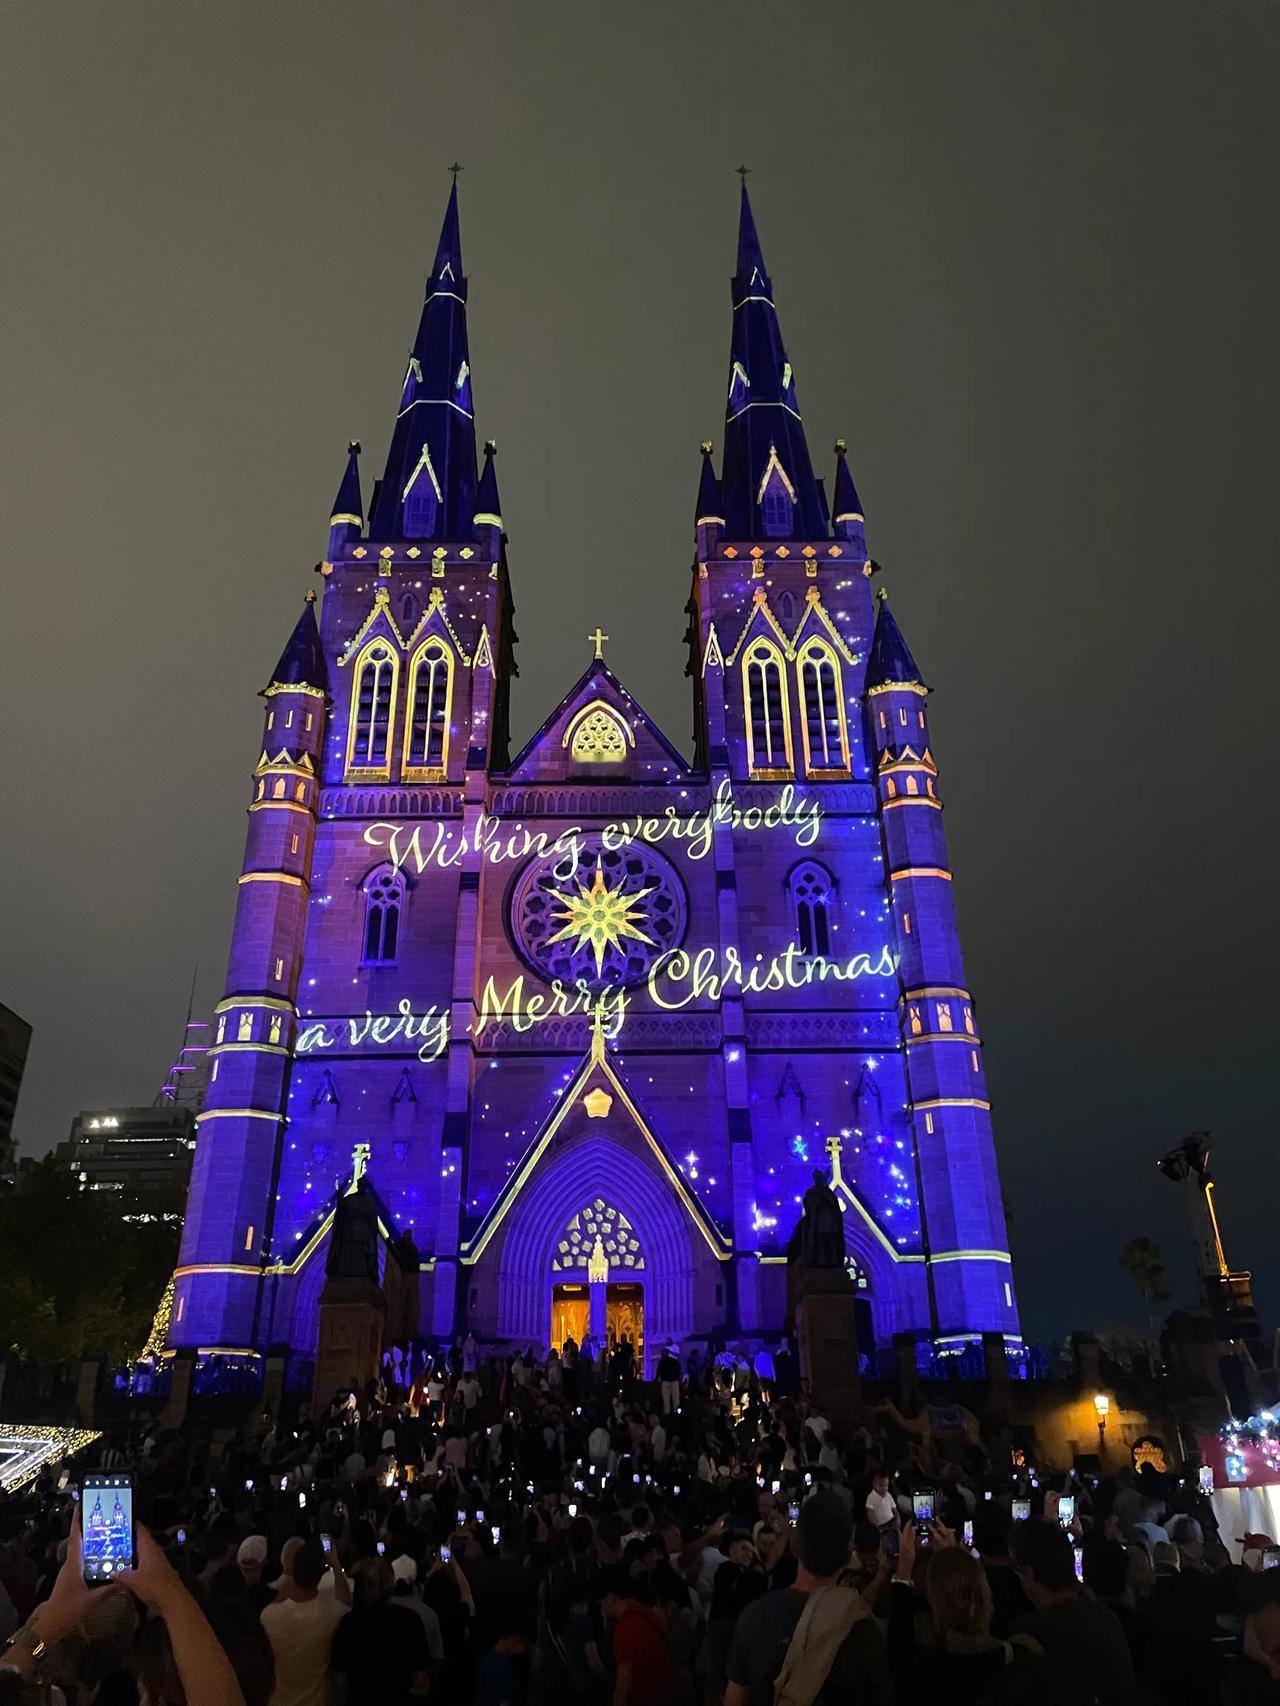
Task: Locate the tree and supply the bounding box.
[1119,1236,1172,1341]
[0,1157,182,1366]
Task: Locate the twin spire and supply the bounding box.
[325,177,863,552]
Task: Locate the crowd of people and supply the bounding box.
[1,1335,1279,1706]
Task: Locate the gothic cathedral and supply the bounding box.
[172,183,1020,1375]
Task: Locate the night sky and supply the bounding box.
[3,4,1277,1342]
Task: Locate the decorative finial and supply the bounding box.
[588,626,609,661]
[875,586,889,604]
[347,439,361,456]
[700,440,714,456]
[735,163,752,184]
[304,589,317,604]
[834,438,847,455]
[484,438,497,455]
[448,162,463,184]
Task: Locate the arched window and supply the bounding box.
[400,592,417,626]
[349,641,398,773]
[403,638,453,776]
[362,867,404,964]
[798,639,849,771]
[790,862,833,956]
[743,639,792,775]
[761,470,793,538]
[568,704,629,763]
[777,590,796,626]
[402,448,440,539]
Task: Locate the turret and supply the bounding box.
[327,442,363,558]
[171,596,328,1352]
[867,590,1020,1343]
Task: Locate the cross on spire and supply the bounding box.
[588,626,609,660]
[448,161,463,183]
[735,163,751,184]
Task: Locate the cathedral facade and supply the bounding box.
[171,183,1020,1373]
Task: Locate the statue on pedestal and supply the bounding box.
[787,1170,847,1276]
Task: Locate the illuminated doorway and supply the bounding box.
[606,1282,644,1364]
[551,1284,589,1352]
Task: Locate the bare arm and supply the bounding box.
[119,1528,245,1706]
[328,1551,352,1608]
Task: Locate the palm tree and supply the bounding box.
[1119,1237,1172,1343]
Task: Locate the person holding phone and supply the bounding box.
[1,1509,245,1706]
[260,1537,351,1706]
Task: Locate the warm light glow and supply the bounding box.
[1094,1393,1111,1418]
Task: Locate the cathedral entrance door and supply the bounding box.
[606,1283,644,1367]
[550,1285,589,1353]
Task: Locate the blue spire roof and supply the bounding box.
[866,592,925,692]
[695,441,724,526]
[719,184,827,540]
[473,438,502,529]
[832,439,864,523]
[327,441,363,552]
[370,182,478,542]
[265,595,328,696]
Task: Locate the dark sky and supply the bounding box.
[3,3,1277,1342]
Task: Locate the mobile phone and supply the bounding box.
[1265,1548,1280,1571]
[176,1528,187,1546]
[984,1490,993,1502]
[376,1541,386,1556]
[82,1473,136,1583]
[400,1488,408,1503]
[1198,1465,1214,1495]
[673,1485,681,1497]
[963,1519,974,1548]
[881,1527,899,1558]
[280,1476,289,1492]
[771,1479,781,1494]
[1058,1495,1076,1526]
[491,1524,501,1544]
[440,1544,452,1564]
[788,1502,801,1522]
[475,1508,484,1523]
[912,1490,936,1540]
[298,1492,307,1509]
[1012,1498,1031,1522]
[321,1533,332,1555]
[1074,1545,1084,1583]
[244,1479,254,1492]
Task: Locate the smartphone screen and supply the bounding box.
[1012,1498,1031,1522]
[1264,1547,1280,1571]
[787,1502,800,1522]
[82,1473,135,1582]
[1059,1495,1076,1526]
[1198,1465,1214,1495]
[440,1544,452,1564]
[912,1490,935,1526]
[963,1519,974,1548]
[1074,1545,1084,1583]
[321,1533,333,1555]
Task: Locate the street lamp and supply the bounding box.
[1094,1392,1110,1448]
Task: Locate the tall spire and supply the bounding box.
[719,182,826,540]
[327,441,363,557]
[866,590,926,694]
[370,181,478,542]
[473,438,502,530]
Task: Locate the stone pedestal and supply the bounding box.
[793,1273,860,1426]
[313,1280,386,1409]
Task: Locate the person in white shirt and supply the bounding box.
[261,1538,351,1706]
[865,1470,897,1530]
[456,1373,481,1412]
[588,1422,612,1471]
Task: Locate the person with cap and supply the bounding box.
[388,1553,444,1677]
[260,1539,350,1706]
[236,1537,275,1615]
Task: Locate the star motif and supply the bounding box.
[546,859,656,977]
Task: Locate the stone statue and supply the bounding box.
[787,1170,846,1273]
[325,1175,381,1284]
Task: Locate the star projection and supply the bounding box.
[545,859,657,977]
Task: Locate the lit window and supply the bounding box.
[363,867,405,964]
[760,469,793,538]
[743,639,792,775]
[798,639,848,770]
[350,641,398,771]
[404,638,453,775]
[569,705,628,763]
[790,862,833,956]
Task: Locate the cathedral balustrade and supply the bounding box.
[319,787,461,818]
[472,1011,722,1052]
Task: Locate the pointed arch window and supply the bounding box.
[798,638,850,772]
[402,448,441,539]
[403,637,454,778]
[362,867,405,965]
[790,862,833,956]
[761,473,793,537]
[743,638,793,777]
[348,641,399,775]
